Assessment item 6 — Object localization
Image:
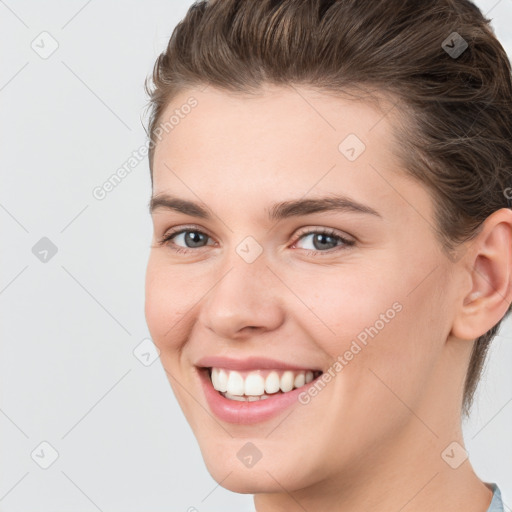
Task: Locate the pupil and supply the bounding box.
[186,231,205,248]
[314,233,335,250]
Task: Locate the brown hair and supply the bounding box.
[145,0,512,418]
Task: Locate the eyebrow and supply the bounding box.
[149,193,382,221]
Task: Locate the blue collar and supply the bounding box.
[486,483,505,512]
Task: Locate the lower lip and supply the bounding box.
[198,368,319,425]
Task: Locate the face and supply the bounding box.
[145,84,461,494]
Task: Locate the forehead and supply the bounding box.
[154,85,396,175]
[150,84,431,227]
[154,84,396,161]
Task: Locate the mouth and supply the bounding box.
[203,367,324,401]
[194,356,326,424]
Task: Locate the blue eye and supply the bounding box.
[294,229,354,253]
[157,226,354,256]
[158,228,213,253]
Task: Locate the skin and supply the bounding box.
[144,84,512,511]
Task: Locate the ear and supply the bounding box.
[451,208,512,341]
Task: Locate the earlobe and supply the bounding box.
[451,208,512,341]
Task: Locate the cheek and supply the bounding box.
[297,261,442,398]
[144,255,190,352]
[290,265,402,349]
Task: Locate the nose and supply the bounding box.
[198,257,285,339]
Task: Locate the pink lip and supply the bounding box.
[195,356,320,372]
[197,368,321,425]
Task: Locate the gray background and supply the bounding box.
[1,1,511,511]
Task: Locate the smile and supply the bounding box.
[209,367,323,401]
[195,356,325,424]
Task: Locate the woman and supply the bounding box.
[144,0,511,510]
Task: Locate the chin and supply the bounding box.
[203,461,291,494]
[198,439,319,495]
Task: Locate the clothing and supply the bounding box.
[486,482,505,512]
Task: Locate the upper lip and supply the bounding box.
[195,356,322,372]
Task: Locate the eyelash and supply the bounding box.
[157,225,355,256]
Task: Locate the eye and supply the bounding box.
[292,228,355,254]
[157,226,355,256]
[157,227,214,253]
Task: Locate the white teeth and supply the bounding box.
[265,371,281,394]
[224,392,246,401]
[280,371,295,392]
[294,372,305,388]
[210,368,228,392]
[210,367,320,399]
[218,369,228,392]
[226,371,244,396]
[244,373,265,396]
[224,392,271,401]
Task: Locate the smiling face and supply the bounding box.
[144,84,470,496]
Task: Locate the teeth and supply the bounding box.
[223,392,247,401]
[280,371,294,392]
[209,367,321,399]
[226,371,244,395]
[245,373,265,396]
[294,372,305,388]
[265,371,280,394]
[224,392,271,401]
[210,368,228,392]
